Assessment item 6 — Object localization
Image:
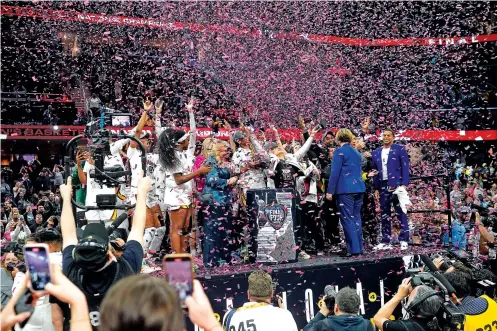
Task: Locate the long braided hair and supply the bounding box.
[158,128,187,172]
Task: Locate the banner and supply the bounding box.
[2,5,497,47]
[187,256,407,331]
[1,125,496,142]
[246,189,297,263]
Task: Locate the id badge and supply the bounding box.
[489,247,496,260]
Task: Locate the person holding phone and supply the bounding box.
[60,174,152,330]
[99,274,222,331]
[1,264,92,331]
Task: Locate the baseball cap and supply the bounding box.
[73,223,109,270]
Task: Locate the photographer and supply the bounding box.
[222,270,298,331]
[374,278,443,331]
[1,252,21,307]
[304,287,373,331]
[444,271,497,331]
[60,173,151,329]
[77,124,139,223]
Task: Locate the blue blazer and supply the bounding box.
[371,143,410,190]
[326,143,366,195]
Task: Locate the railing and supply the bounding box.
[407,174,454,247]
[1,91,72,103]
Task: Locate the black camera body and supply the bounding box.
[406,270,465,330]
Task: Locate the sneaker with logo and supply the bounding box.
[373,243,393,251]
[299,251,311,260]
[400,241,409,251]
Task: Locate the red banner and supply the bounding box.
[1,125,496,142]
[2,5,497,47]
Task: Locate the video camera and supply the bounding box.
[64,113,147,212]
[406,255,465,331]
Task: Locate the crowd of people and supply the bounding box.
[1,96,496,331]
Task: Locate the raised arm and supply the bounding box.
[224,120,237,152]
[270,125,284,151]
[127,171,152,248]
[129,111,149,149]
[60,177,78,249]
[294,128,318,161]
[186,98,197,159]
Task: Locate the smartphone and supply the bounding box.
[163,254,194,304]
[23,244,52,293]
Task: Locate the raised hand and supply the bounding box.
[154,97,164,113]
[185,97,195,113]
[60,177,73,201]
[298,115,305,130]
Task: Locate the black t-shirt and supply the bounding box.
[383,317,433,331]
[61,240,143,329]
[273,161,303,189]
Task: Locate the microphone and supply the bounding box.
[107,213,129,235]
[419,254,457,297]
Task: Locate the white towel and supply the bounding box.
[393,186,412,214]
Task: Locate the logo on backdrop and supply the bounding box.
[263,203,287,230]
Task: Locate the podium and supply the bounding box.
[246,188,297,263]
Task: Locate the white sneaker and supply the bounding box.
[400,241,409,251]
[299,251,311,260]
[373,243,393,251]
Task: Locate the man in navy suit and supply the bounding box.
[326,129,366,256]
[371,129,410,250]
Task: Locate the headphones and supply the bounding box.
[405,289,441,315]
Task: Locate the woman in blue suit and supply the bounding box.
[326,129,366,256]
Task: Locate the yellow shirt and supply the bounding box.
[463,295,497,331]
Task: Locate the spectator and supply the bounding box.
[53,166,64,188]
[99,276,222,331]
[29,213,44,234]
[23,205,35,226]
[88,93,101,114]
[35,170,51,193]
[9,218,31,243]
[223,270,298,331]
[1,177,12,198]
[0,265,92,331]
[60,175,151,329]
[304,287,374,331]
[1,252,20,307]
[444,271,497,331]
[374,279,442,331]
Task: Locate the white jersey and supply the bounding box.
[127,147,164,208]
[223,302,298,331]
[164,149,195,207]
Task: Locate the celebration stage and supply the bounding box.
[184,246,443,331]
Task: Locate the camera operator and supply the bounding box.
[444,271,497,331]
[60,174,152,329]
[374,278,443,331]
[77,123,140,223]
[222,270,298,331]
[304,287,373,331]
